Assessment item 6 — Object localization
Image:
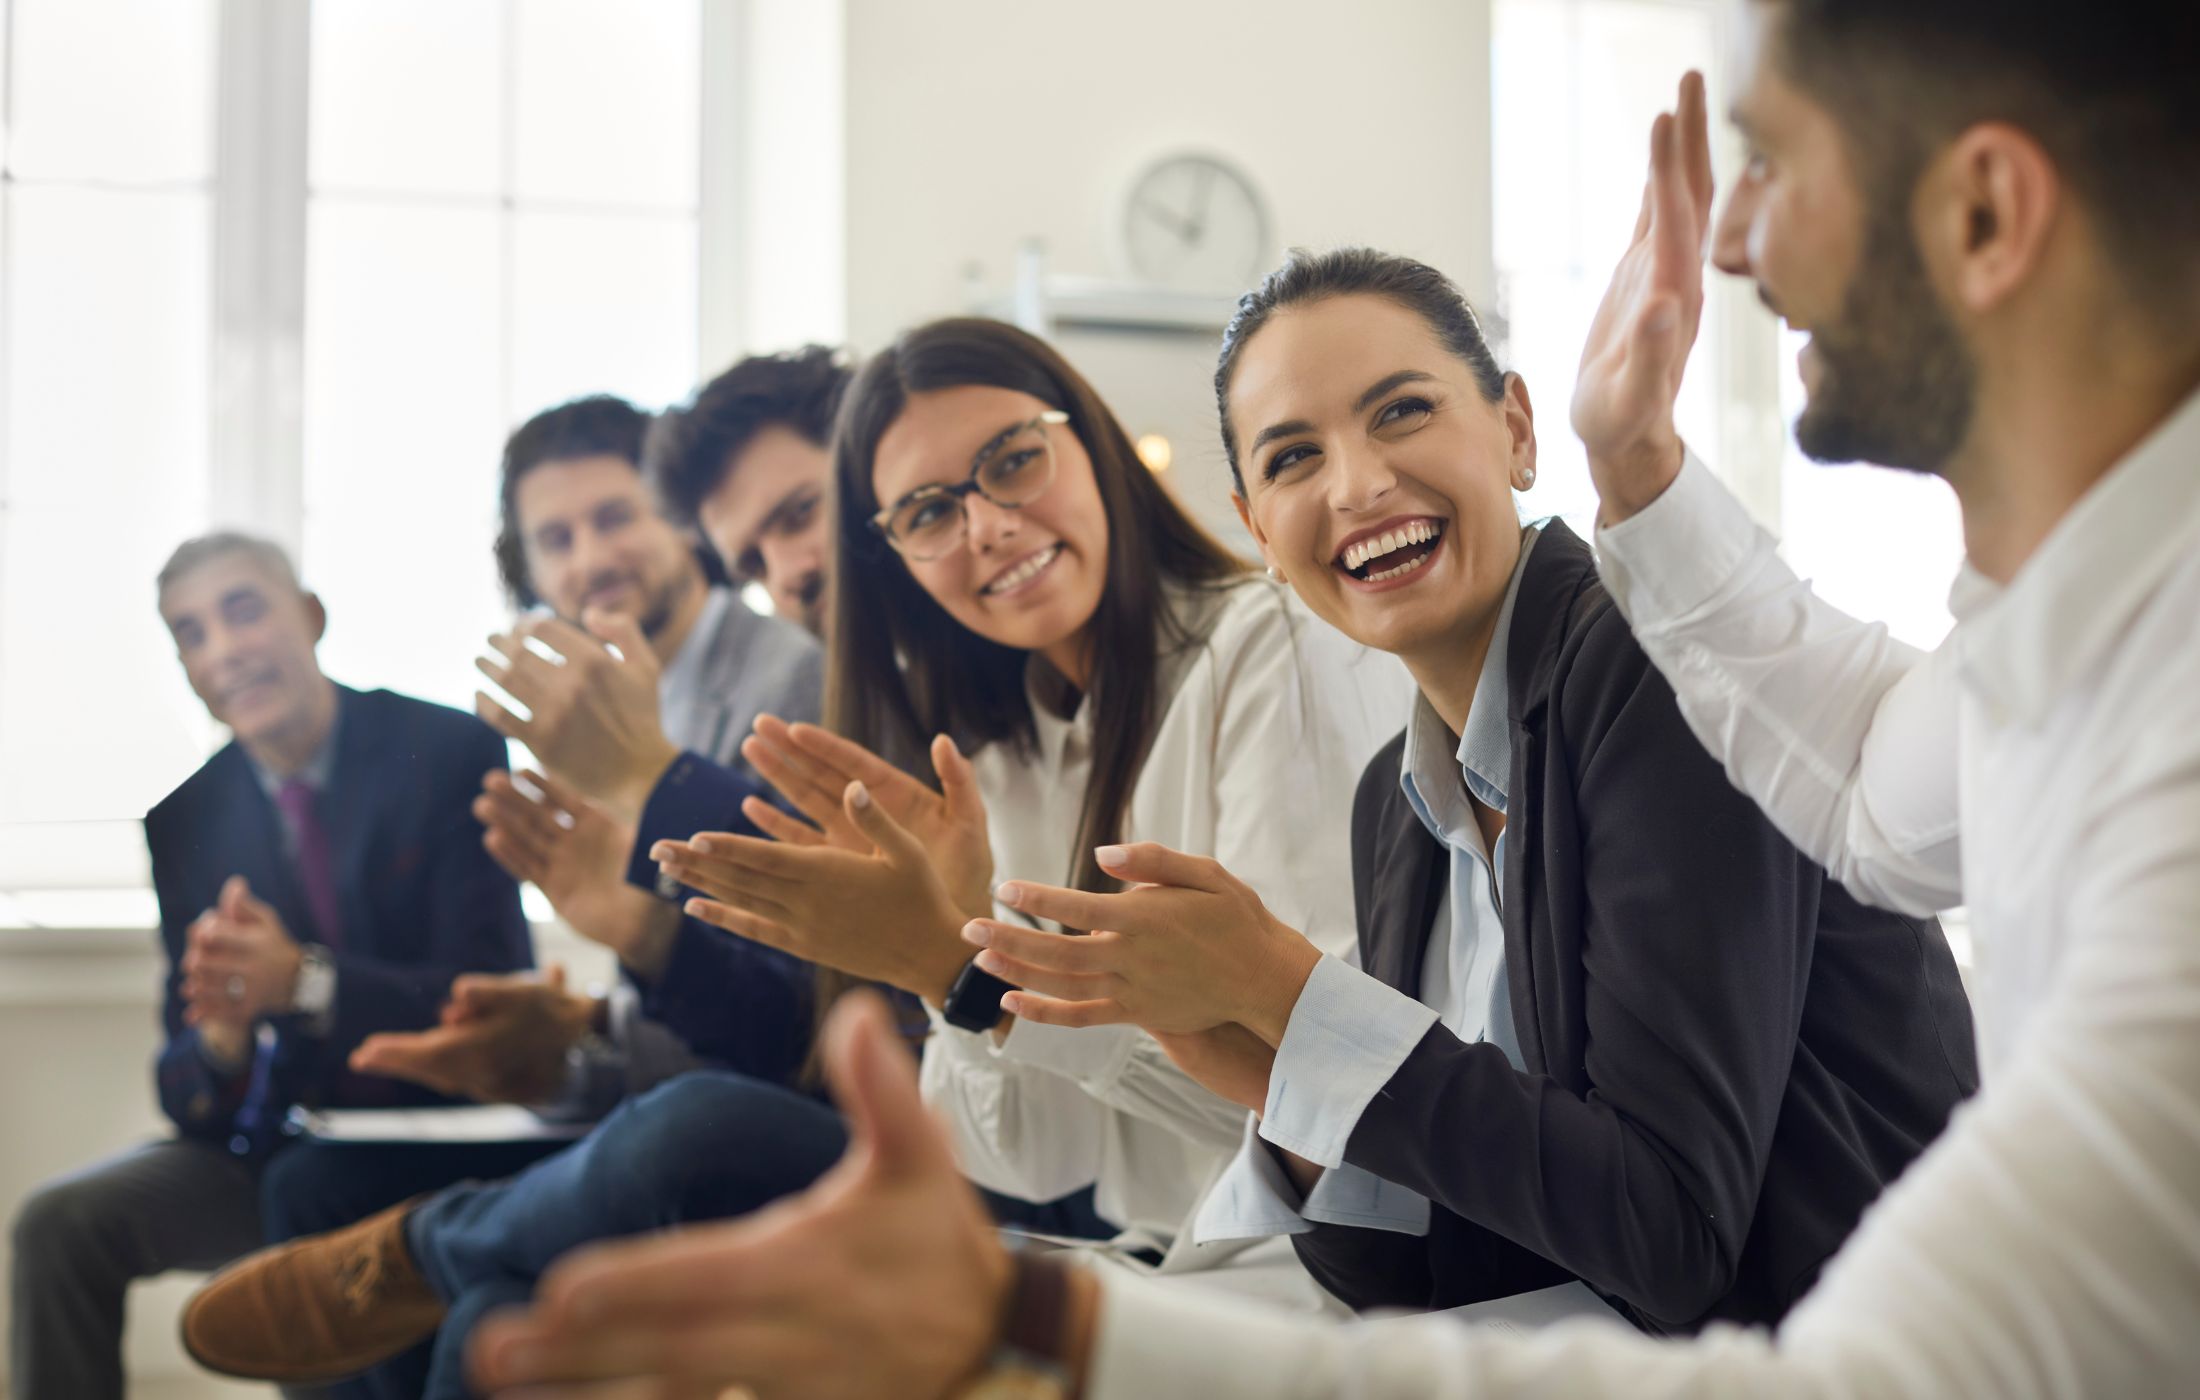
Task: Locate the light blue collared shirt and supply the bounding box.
[1196,527,1540,1243]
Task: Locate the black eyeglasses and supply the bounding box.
[869,410,1069,561]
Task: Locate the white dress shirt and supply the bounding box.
[1085,387,2200,1398]
[1195,528,1540,1245]
[921,577,1411,1309]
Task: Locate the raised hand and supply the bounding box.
[653,780,976,1002]
[474,768,680,978]
[741,718,995,921]
[960,842,1323,1045]
[180,875,305,1034]
[1570,69,1715,523]
[1148,1023,1278,1115]
[467,992,1018,1400]
[350,966,596,1105]
[474,610,680,819]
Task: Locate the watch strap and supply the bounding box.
[941,956,1015,1033]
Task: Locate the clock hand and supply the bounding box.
[1137,196,1199,244]
[1186,163,1217,241]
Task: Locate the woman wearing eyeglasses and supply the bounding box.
[647,315,1410,1307]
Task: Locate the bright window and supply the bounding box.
[1492,0,1964,650]
[0,0,709,911]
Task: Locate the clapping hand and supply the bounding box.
[475,768,680,979]
[474,611,680,820]
[740,717,995,921]
[959,842,1323,1047]
[350,966,596,1106]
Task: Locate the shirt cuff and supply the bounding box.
[626,751,760,897]
[1194,1114,1317,1243]
[1087,1269,1329,1400]
[1594,449,1767,628]
[1259,956,1437,1168]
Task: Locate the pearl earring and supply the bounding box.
[1267,565,1284,581]
[1520,468,1536,488]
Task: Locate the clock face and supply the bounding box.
[1120,153,1269,294]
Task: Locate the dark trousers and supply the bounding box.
[258,1137,570,1400]
[404,1070,1113,1400]
[9,1139,264,1400]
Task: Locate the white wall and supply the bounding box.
[841,0,1494,544]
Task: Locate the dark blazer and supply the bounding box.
[1292,522,1978,1334]
[148,685,534,1155]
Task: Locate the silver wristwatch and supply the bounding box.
[291,943,339,1034]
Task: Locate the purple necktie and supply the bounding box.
[275,778,345,950]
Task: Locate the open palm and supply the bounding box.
[1571,71,1715,520]
[741,717,995,920]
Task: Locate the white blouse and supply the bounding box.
[921,576,1410,1304]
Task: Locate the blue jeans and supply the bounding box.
[258,1136,570,1400]
[405,1072,850,1399]
[401,1070,1113,1400]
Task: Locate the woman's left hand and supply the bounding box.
[963,842,1323,1044]
[654,781,976,1002]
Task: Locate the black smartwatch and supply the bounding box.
[941,955,1016,1033]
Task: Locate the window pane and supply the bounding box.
[513,0,699,209]
[509,210,698,419]
[1777,329,1963,648]
[1492,0,1719,541]
[309,0,504,197]
[0,508,218,827]
[4,186,210,516]
[7,0,216,182]
[303,200,507,711]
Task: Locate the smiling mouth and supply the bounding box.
[980,543,1064,597]
[1336,519,1445,583]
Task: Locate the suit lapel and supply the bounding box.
[320,687,379,950]
[206,747,312,941]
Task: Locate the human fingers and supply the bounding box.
[739,734,851,835]
[581,608,658,679]
[739,797,827,848]
[960,919,1118,975]
[515,767,591,817]
[991,879,1120,932]
[996,993,1130,1029]
[519,614,610,668]
[1090,842,1231,892]
[841,781,928,871]
[1678,70,1714,239]
[476,690,532,744]
[483,827,553,886]
[969,948,1114,1002]
[476,781,564,852]
[681,898,801,956]
[349,1029,468,1093]
[931,733,987,827]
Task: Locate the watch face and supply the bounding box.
[1121,153,1269,293]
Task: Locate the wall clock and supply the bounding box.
[1118,151,1270,294]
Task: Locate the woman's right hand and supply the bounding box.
[1570,69,1715,524]
[741,717,995,921]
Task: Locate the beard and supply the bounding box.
[1792,196,1978,476]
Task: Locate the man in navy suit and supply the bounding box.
[6,531,535,1400]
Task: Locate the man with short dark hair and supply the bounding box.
[646,344,849,635]
[456,2,2200,1396]
[7,533,534,1400]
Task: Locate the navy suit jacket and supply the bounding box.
[148,684,533,1155]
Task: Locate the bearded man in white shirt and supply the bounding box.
[458,2,2200,1397]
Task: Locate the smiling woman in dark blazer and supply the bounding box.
[960,247,1979,1335]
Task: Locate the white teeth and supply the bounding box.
[1340,519,1441,572]
[983,544,1061,596]
[1364,547,1438,584]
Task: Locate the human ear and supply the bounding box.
[304,592,328,646]
[1501,373,1539,491]
[1230,491,1283,577]
[1928,122,2060,317]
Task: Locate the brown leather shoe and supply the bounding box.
[182,1196,445,1383]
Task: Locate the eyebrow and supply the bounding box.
[1248,369,1439,458]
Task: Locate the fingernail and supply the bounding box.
[692,836,713,855]
[849,781,871,809]
[1095,845,1129,867]
[650,842,674,862]
[974,950,1003,976]
[962,922,992,948]
[996,882,1023,907]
